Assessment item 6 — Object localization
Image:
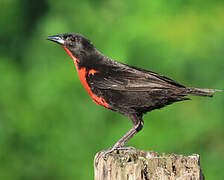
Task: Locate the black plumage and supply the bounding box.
[46,33,220,152]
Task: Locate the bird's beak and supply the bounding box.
[46,35,65,45]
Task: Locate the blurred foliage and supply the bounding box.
[0,0,224,179]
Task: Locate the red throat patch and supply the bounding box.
[62,45,109,109]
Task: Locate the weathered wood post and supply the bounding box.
[94,149,204,180]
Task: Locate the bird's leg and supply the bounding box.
[112,114,143,149]
[112,125,143,149]
[95,115,143,164]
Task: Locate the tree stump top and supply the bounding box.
[94,149,204,180]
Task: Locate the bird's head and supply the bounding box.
[46,33,95,61]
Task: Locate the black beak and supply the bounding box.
[46,35,65,45]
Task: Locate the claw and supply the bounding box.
[94,146,136,166]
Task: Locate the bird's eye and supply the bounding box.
[63,35,68,40]
[71,37,76,42]
[72,37,80,42]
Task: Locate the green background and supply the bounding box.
[1,0,224,179]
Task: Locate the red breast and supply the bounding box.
[62,45,109,109]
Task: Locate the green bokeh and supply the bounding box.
[0,0,224,179]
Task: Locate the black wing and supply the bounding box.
[88,60,185,91]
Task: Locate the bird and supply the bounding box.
[46,33,220,153]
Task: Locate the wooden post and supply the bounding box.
[94,149,204,180]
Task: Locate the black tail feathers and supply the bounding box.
[186,88,222,97]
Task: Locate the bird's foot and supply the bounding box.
[94,146,136,166]
[102,146,136,160]
[115,146,136,151]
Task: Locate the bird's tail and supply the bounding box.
[186,87,222,97]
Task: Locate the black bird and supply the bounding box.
[46,33,220,152]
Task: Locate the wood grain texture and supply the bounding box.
[94,149,204,180]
